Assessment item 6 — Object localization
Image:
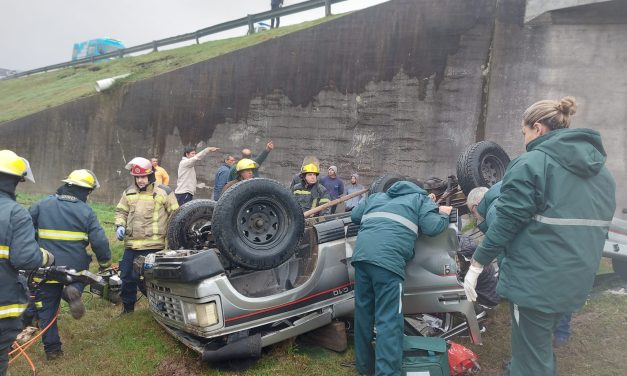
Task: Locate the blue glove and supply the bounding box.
[116,226,126,241]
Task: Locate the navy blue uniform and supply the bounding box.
[29,193,111,354]
[0,190,45,375]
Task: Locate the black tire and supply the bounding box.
[166,199,217,250]
[456,141,510,196]
[212,179,304,270]
[612,258,627,279]
[369,174,407,195]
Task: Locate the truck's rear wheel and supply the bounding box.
[167,199,216,250]
[212,179,304,270]
[456,141,510,195]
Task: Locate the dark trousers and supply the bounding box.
[329,205,338,214]
[0,317,21,376]
[553,312,572,341]
[35,282,84,354]
[175,193,193,206]
[120,249,154,307]
[354,262,404,376]
[508,303,564,376]
[271,4,281,28]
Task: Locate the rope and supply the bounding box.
[8,308,60,375]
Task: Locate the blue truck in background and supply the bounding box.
[72,38,125,61]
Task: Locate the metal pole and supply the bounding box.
[195,31,200,44]
[247,14,255,34]
[325,0,331,16]
[152,40,158,52]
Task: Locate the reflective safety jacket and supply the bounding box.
[115,184,179,250]
[351,181,449,279]
[0,191,45,319]
[473,128,616,313]
[292,182,331,216]
[30,194,111,272]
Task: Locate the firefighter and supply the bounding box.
[29,169,111,360]
[221,158,258,194]
[292,163,331,216]
[115,157,179,314]
[0,150,54,374]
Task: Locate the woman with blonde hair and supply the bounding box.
[464,97,616,376]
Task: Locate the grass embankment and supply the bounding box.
[0,16,341,125]
[10,193,627,375]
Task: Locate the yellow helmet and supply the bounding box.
[301,163,319,175]
[0,150,35,183]
[236,158,258,172]
[62,169,99,189]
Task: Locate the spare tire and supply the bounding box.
[167,199,216,250]
[212,178,304,270]
[456,141,510,196]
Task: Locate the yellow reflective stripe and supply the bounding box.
[38,229,88,241]
[126,239,164,246]
[35,301,43,308]
[319,198,330,204]
[0,304,28,319]
[312,198,319,208]
[116,203,129,211]
[33,277,61,284]
[152,201,161,236]
[127,195,157,203]
[0,245,8,259]
[293,190,311,195]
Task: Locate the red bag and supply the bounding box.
[448,341,481,375]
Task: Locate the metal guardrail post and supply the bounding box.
[247,14,255,34]
[195,31,200,44]
[325,0,332,16]
[152,41,158,52]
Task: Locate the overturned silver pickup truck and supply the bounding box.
[143,142,511,362]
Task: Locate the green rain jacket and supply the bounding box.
[351,181,449,279]
[473,128,616,313]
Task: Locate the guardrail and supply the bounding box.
[6,0,347,80]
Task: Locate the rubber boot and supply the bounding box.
[62,286,85,320]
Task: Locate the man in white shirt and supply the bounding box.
[174,145,219,205]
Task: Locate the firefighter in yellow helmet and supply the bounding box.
[0,150,53,372]
[28,169,111,359]
[221,158,258,196]
[114,157,179,314]
[292,162,331,216]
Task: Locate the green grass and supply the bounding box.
[0,15,342,124]
[11,194,627,375]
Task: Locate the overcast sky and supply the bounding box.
[0,0,388,71]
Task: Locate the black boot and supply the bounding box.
[121,303,135,315]
[62,286,85,320]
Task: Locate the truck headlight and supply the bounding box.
[183,301,219,327]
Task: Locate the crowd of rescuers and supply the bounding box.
[2,95,614,375]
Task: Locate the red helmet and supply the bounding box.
[448,341,481,376]
[125,157,153,176]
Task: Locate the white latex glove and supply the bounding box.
[463,264,484,302]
